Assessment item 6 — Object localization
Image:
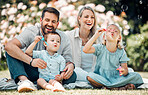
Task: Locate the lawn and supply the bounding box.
[0,70,148,95]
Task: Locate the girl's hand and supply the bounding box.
[34,36,42,43]
[117,63,128,76]
[120,67,128,76]
[97,28,106,34]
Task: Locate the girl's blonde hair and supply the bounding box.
[77,6,97,38]
[102,24,124,49]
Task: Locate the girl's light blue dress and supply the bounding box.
[88,44,143,88]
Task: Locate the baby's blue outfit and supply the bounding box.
[33,50,65,82]
[88,44,143,88]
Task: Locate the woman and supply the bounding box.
[65,6,102,82]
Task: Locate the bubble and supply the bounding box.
[139,0,143,4]
[121,5,128,11]
[122,41,126,47]
[138,15,142,19]
[114,2,118,6]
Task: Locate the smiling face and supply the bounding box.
[78,9,95,31]
[106,25,121,41]
[40,12,59,35]
[45,34,61,53]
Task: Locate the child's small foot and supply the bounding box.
[125,84,135,90]
[52,87,66,92]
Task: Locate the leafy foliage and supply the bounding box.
[126,22,148,71]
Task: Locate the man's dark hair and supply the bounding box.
[41,7,60,22]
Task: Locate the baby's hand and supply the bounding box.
[34,36,42,43]
[55,74,62,82]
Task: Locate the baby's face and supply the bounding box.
[106,25,120,41]
[46,34,61,52]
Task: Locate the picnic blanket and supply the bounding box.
[0,78,148,90]
[0,78,17,90]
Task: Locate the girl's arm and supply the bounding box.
[83,29,104,53]
[25,36,42,56]
[120,63,128,76]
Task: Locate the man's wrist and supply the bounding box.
[30,58,34,66]
[66,62,75,69]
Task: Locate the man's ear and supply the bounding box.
[57,21,59,27]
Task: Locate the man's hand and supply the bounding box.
[31,58,47,69]
[63,62,74,79]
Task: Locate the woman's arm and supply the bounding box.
[83,29,104,53]
[25,36,42,56]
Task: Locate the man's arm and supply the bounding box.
[5,38,47,69]
[60,33,75,79]
[5,38,32,64]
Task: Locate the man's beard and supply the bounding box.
[41,24,56,35]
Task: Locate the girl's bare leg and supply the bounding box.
[49,79,66,92]
[37,78,54,90]
[87,76,103,88]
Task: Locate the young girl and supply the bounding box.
[83,24,143,90]
[25,31,66,92]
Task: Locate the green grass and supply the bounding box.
[0,70,148,95]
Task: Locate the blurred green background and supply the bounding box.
[0,0,148,71]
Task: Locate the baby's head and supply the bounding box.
[44,31,61,52]
[102,24,124,49]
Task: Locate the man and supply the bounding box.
[4,7,76,92]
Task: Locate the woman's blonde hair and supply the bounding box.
[102,24,124,49]
[77,6,97,38]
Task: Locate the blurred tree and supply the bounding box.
[120,0,148,34]
[126,22,148,71]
